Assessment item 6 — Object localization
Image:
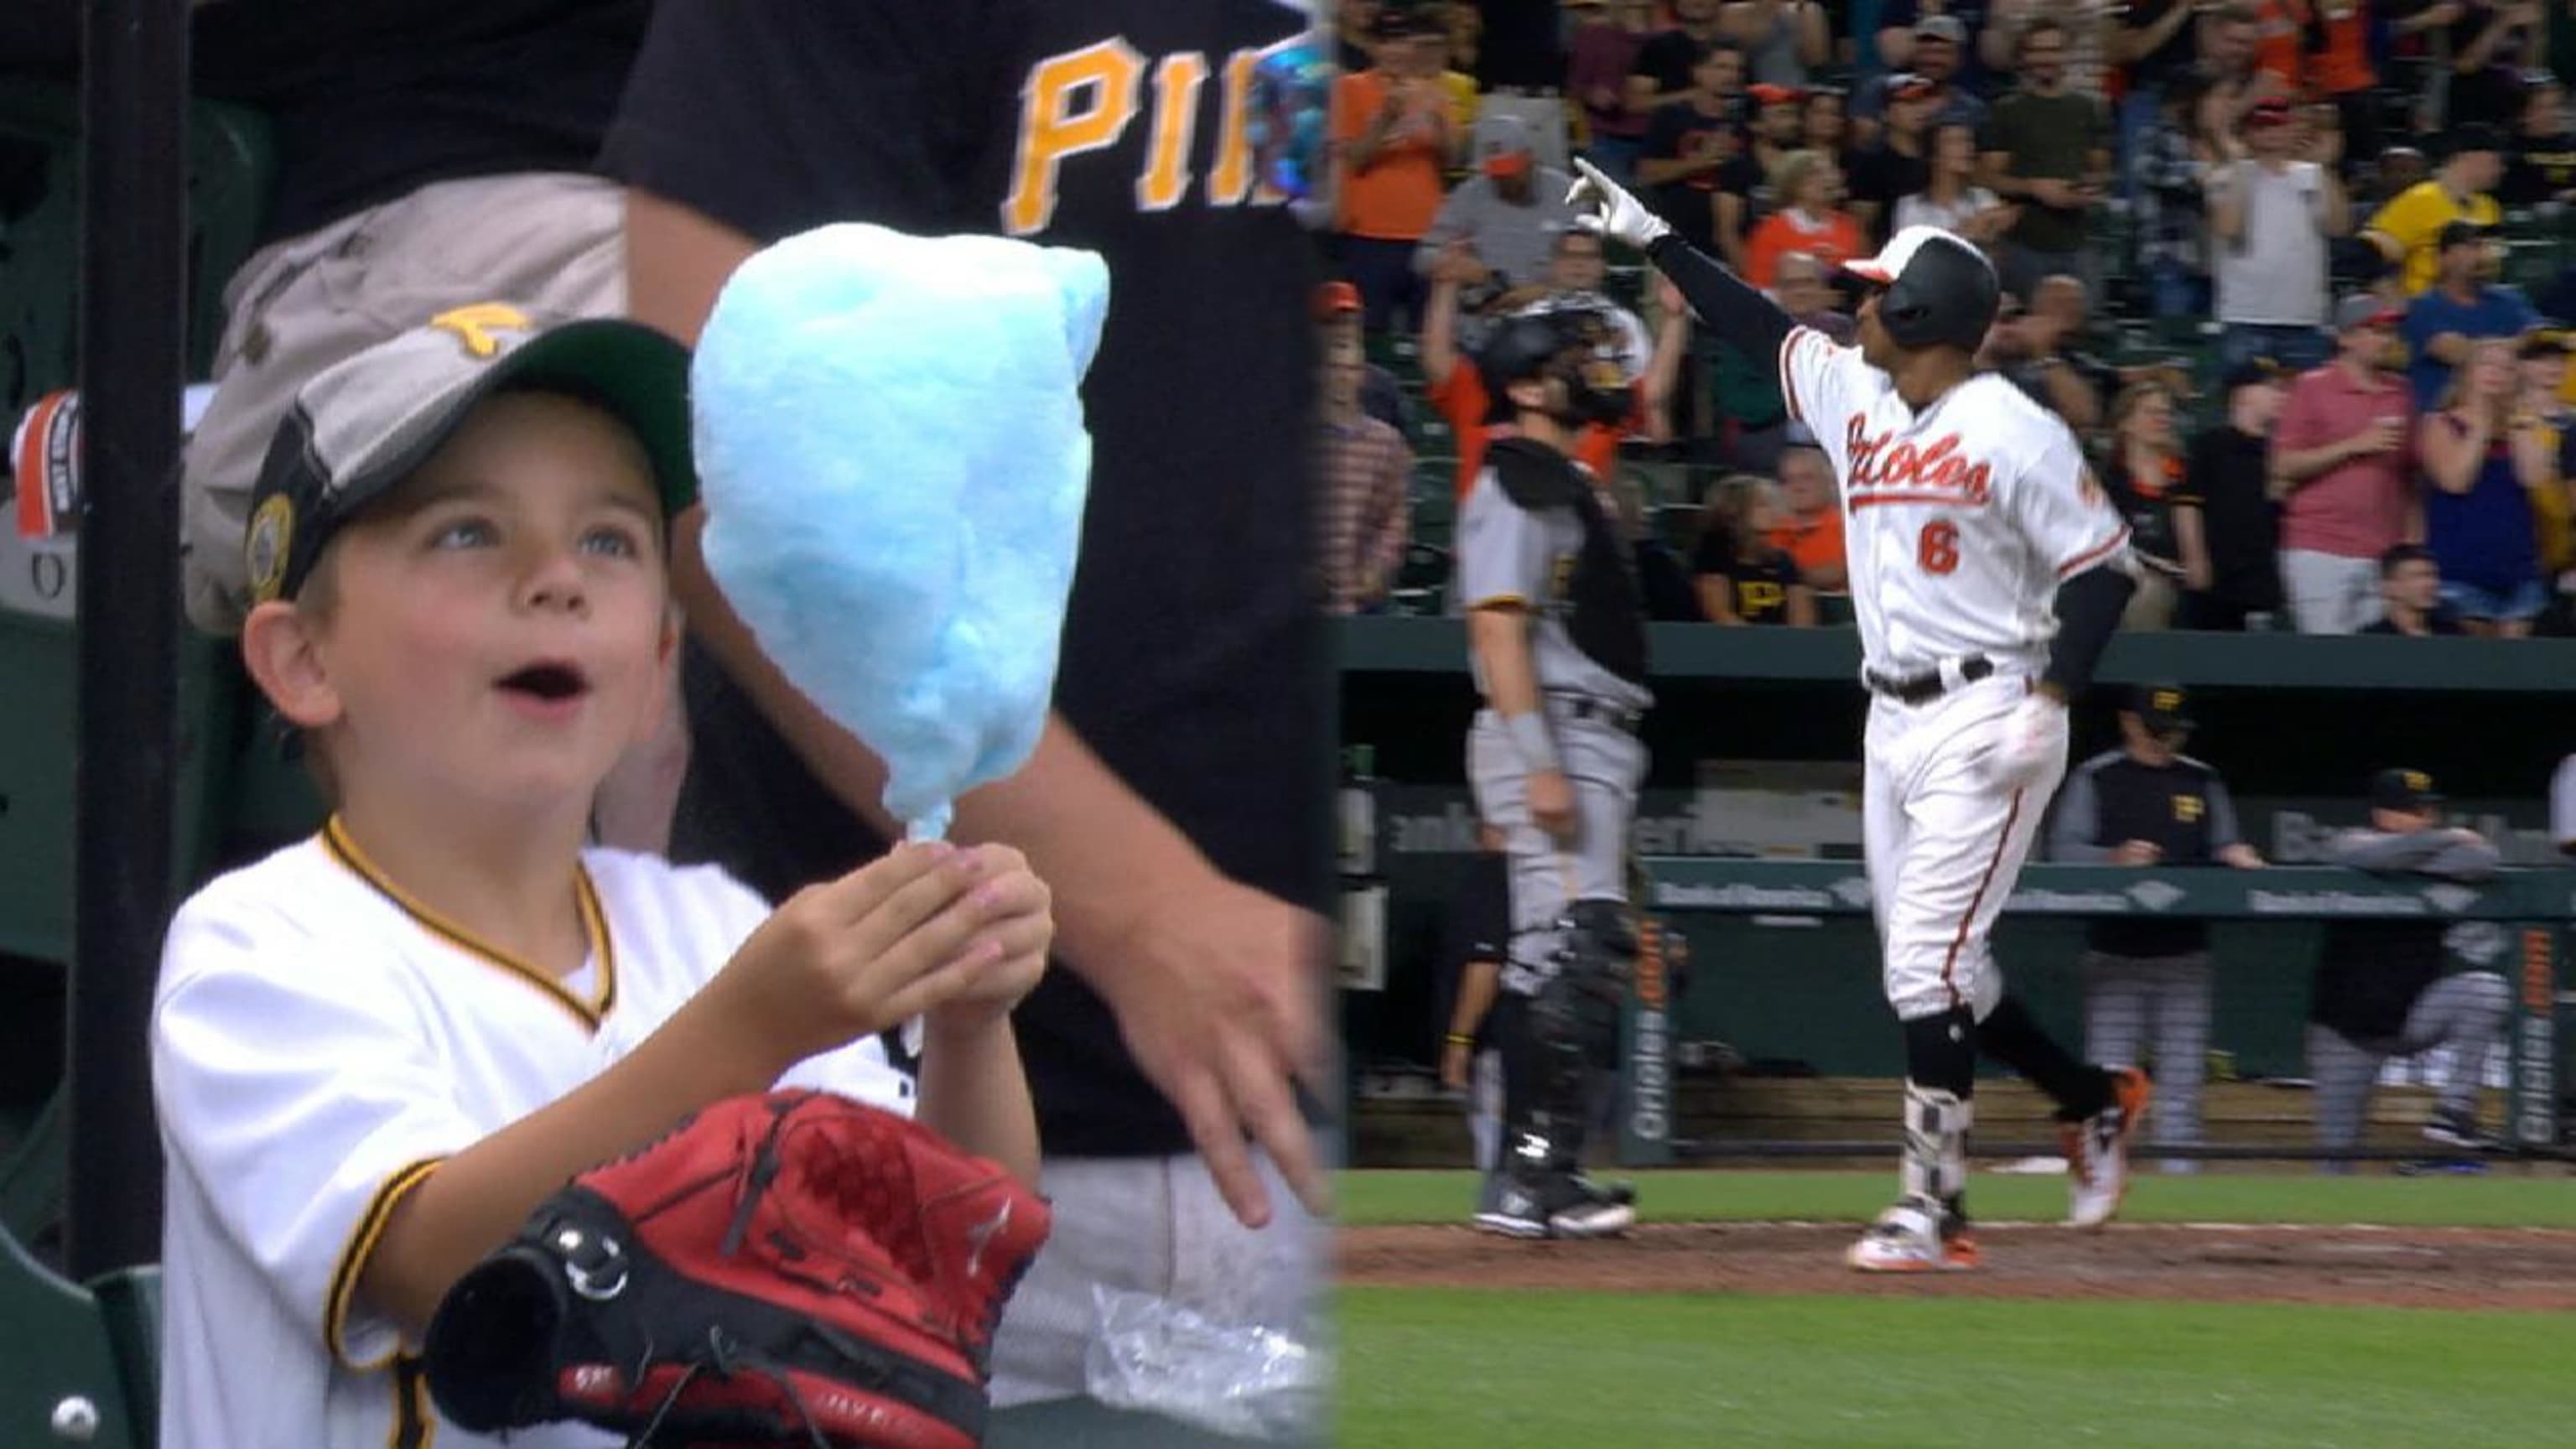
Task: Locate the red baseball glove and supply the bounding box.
[423,1089,1051,1448]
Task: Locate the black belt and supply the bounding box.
[1864,656,1994,705]
[1548,693,1645,735]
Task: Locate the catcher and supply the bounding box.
[150,309,1055,1448]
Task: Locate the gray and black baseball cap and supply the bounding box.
[243,304,696,607]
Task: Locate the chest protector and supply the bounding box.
[1488,438,1649,685]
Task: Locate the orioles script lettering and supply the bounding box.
[1844,418,1992,506]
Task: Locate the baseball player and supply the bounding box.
[149,311,1053,1447]
[1455,309,1654,1240]
[1568,162,2154,1272]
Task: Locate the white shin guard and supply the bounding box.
[1899,1080,1973,1212]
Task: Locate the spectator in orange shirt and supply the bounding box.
[2304,0,2382,166]
[2249,0,2308,96]
[1743,148,1867,287]
[1332,9,1463,334]
[1766,441,1848,592]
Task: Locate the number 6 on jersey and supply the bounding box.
[1917,519,1960,576]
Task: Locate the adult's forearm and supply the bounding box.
[2273,436,2356,482]
[1451,959,1502,1038]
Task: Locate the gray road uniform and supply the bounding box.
[1455,434,1652,1188]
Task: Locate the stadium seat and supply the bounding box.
[0,1232,156,1449]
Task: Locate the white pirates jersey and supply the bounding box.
[1779,325,2132,678]
[152,825,913,1449]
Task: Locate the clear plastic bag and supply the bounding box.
[1082,1285,1330,1442]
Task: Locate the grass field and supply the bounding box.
[1334,1171,2576,1447]
[1337,1167,2576,1228]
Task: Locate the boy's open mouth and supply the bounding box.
[496,661,590,703]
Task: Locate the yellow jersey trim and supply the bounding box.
[318,815,618,1030]
[325,1156,446,1371]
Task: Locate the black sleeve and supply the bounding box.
[598,0,1014,242]
[2044,564,2137,699]
[1645,232,1796,364]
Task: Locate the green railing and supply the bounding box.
[1614,860,2572,1166]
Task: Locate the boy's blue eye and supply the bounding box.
[432,519,497,549]
[582,526,643,559]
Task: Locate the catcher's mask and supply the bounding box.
[1479,309,1629,428]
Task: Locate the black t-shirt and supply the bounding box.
[2106,453,2186,574]
[1476,0,1564,91]
[600,0,1330,1160]
[2178,425,2283,610]
[1690,536,1800,624]
[1644,99,1739,253]
[192,0,651,244]
[2120,0,2202,93]
[1846,143,1930,236]
[1433,852,1512,1053]
[2504,128,2576,207]
[1631,28,1708,99]
[2063,751,2236,957]
[2445,7,2537,130]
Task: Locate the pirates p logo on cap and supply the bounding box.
[2153,689,2181,713]
[428,303,535,360]
[246,493,295,605]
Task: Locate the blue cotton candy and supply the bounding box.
[691,223,1107,841]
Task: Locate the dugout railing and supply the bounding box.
[1617,859,2573,1167]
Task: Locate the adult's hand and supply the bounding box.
[1088,873,1335,1229]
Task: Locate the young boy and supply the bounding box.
[152,304,1054,1448]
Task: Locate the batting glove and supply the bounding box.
[1981,693,2068,794]
[1566,158,1670,252]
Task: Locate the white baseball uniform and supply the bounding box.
[152,821,913,1449]
[1780,325,2134,1023]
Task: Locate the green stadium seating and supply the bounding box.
[0,86,282,969]
[0,1233,155,1449]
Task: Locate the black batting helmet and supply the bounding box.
[1841,226,1998,352]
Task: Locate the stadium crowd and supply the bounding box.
[1315,0,2576,639]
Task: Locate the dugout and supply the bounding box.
[1336,618,2576,1164]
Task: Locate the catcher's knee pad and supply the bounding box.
[1542,898,1635,1067]
[1899,1080,1974,1211]
[423,1090,1051,1449]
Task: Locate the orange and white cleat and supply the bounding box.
[2064,1067,2153,1230]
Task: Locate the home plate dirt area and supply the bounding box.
[1338,1223,2576,1310]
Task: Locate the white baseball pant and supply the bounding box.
[1863,673,2064,1024]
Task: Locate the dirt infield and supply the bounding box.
[1341,1223,2576,1310]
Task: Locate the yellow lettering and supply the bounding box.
[1136,52,1209,213]
[1739,581,1785,615]
[428,303,531,359]
[1004,40,1147,237]
[1208,48,1264,205]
